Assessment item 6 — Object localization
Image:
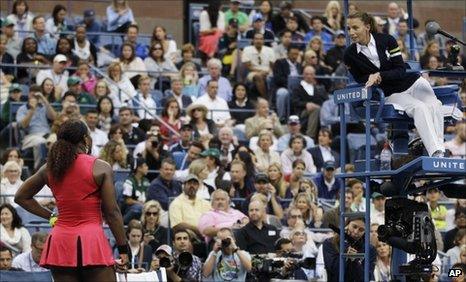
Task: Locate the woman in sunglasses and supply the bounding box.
[141,200,169,253]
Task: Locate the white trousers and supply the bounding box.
[385,77,445,156]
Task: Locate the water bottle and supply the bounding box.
[380,142,392,171]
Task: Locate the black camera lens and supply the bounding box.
[178,251,193,268]
[151,140,158,147]
[221,238,231,248]
[159,257,171,268]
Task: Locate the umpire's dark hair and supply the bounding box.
[47,119,89,182]
[347,11,377,34]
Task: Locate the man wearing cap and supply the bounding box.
[371,192,386,225]
[291,65,328,139]
[67,77,96,107]
[169,123,193,154]
[162,77,193,109]
[324,31,347,72]
[277,115,315,152]
[309,128,339,171]
[304,16,333,51]
[78,9,103,46]
[245,14,275,46]
[271,1,309,35]
[273,44,303,120]
[169,174,211,233]
[16,84,57,170]
[31,15,56,56]
[122,156,150,224]
[1,84,24,125]
[313,161,339,200]
[36,54,69,96]
[241,173,284,219]
[224,0,250,33]
[198,189,248,242]
[2,19,21,58]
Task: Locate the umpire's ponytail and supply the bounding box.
[348,11,378,34]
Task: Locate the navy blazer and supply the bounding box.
[308,146,340,172]
[343,33,419,96]
[273,58,303,88]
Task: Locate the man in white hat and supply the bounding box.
[36,54,69,96]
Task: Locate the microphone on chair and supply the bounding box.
[425,21,466,45]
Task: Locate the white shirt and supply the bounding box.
[107,76,137,106]
[0,178,23,207]
[371,206,385,225]
[319,145,334,163]
[117,57,147,79]
[73,39,92,61]
[196,94,231,125]
[199,10,225,32]
[90,127,108,157]
[356,34,380,68]
[134,92,157,119]
[241,45,276,72]
[12,251,48,272]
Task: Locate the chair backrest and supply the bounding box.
[171,151,186,169]
[0,270,53,282]
[114,170,130,183]
[114,181,126,207]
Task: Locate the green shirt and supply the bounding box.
[224,10,249,27]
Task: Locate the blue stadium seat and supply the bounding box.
[172,151,186,169]
[0,270,52,282]
[114,170,130,183]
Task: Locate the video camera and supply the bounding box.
[251,253,315,280]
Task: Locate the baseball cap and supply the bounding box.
[1,18,14,28]
[9,83,22,93]
[252,13,263,22]
[200,148,220,159]
[324,161,336,170]
[254,173,269,183]
[185,174,200,183]
[229,18,239,28]
[335,30,346,38]
[53,54,67,63]
[371,192,385,199]
[230,0,240,4]
[279,1,293,10]
[155,244,172,255]
[180,123,193,131]
[67,77,81,86]
[83,9,95,18]
[288,115,300,125]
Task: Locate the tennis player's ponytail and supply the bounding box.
[348,11,378,34]
[47,119,88,182]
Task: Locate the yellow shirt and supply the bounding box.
[169,194,211,227]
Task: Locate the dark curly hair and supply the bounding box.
[47,119,89,182]
[0,203,23,229]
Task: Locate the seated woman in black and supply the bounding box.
[344,12,445,157]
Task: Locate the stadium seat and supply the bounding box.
[0,270,52,282]
[114,181,126,209]
[114,170,130,183]
[171,151,186,169]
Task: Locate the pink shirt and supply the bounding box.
[198,208,247,241]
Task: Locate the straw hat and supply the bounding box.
[186,103,208,117]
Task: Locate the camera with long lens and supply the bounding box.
[221,238,231,249]
[157,251,193,270]
[251,253,315,280]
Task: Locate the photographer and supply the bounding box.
[274,238,308,280]
[321,216,376,281]
[167,228,203,282]
[203,227,252,281]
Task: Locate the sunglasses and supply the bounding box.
[146,211,159,217]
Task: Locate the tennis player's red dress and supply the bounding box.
[40,154,115,267]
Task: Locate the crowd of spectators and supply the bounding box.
[0,0,465,281]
